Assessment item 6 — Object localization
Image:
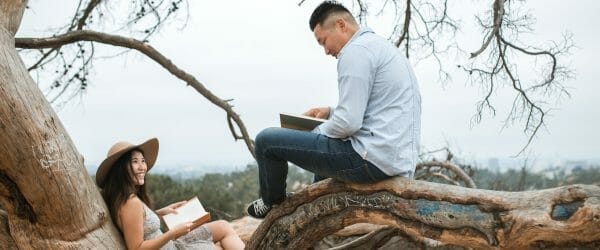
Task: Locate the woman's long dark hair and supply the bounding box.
[101,149,153,230]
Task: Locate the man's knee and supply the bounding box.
[255,127,284,149]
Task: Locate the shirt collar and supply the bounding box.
[338,27,374,58]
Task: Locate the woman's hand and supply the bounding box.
[156,200,187,216]
[167,222,194,240]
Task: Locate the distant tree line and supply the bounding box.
[473,166,600,191]
[145,163,313,221]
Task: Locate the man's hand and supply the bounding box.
[156,200,187,216]
[303,107,330,119]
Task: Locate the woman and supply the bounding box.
[95,138,245,249]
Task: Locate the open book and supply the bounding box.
[280,113,326,131]
[162,197,211,230]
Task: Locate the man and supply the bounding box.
[246,1,421,219]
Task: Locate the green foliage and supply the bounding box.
[147,174,194,208]
[146,163,313,220]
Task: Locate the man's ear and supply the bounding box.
[336,18,346,31]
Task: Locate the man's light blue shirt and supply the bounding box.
[314,28,421,177]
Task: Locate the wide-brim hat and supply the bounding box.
[95,138,159,188]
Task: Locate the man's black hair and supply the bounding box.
[309,1,352,31]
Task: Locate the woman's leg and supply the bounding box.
[204,220,244,249]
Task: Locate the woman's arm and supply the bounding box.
[120,197,191,249]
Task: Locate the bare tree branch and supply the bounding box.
[20,0,189,104]
[394,0,410,58]
[417,160,476,188]
[26,47,59,71]
[25,0,105,86]
[15,30,255,158]
[416,146,476,188]
[126,0,187,40]
[461,0,574,154]
[328,227,398,249]
[298,0,308,7]
[431,172,461,186]
[76,0,102,30]
[470,0,504,58]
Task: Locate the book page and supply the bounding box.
[162,197,208,230]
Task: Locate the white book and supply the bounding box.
[162,197,211,230]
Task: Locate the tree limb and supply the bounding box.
[394,0,410,58]
[76,0,102,30]
[15,30,256,158]
[470,0,504,58]
[417,160,477,188]
[328,227,397,249]
[21,0,190,104]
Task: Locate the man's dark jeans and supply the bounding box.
[255,127,390,205]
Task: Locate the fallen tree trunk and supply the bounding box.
[247,178,600,249]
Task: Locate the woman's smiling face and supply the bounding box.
[129,150,147,186]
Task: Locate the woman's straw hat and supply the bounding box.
[95,138,159,188]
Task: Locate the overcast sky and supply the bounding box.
[16,0,599,170]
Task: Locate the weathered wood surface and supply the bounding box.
[0,210,17,249]
[247,177,600,249]
[231,215,263,243]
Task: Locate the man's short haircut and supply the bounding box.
[309,1,352,31]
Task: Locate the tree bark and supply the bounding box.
[247,178,600,249]
[0,0,124,248]
[0,210,17,248]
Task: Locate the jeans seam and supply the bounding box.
[362,163,378,181]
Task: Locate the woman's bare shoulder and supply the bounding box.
[116,195,144,229]
[120,195,144,215]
